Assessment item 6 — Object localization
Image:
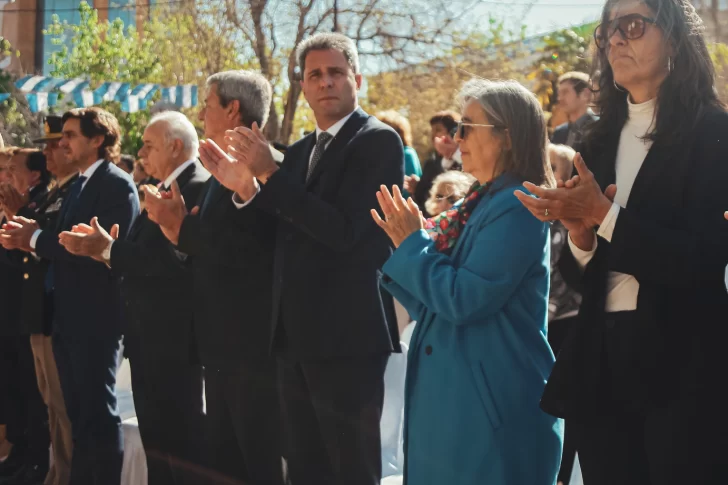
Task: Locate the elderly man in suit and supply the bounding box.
[200,33,404,485]
[59,111,209,485]
[0,108,139,485]
[143,71,284,485]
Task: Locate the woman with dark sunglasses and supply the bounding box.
[372,79,562,485]
[516,1,728,484]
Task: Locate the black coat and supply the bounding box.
[251,108,404,359]
[0,183,49,336]
[111,162,210,364]
[35,161,140,338]
[177,175,277,369]
[541,108,728,418]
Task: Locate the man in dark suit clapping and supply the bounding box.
[0,108,139,485]
[144,71,284,485]
[204,33,404,485]
[59,111,209,485]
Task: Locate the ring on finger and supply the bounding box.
[544,208,549,217]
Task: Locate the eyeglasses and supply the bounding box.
[456,122,503,139]
[594,13,656,50]
[435,194,460,204]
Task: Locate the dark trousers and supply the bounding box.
[127,350,204,485]
[0,335,50,466]
[570,312,728,485]
[203,360,284,485]
[52,331,123,485]
[278,354,388,485]
[547,315,578,485]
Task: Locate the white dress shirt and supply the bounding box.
[568,97,656,312]
[233,109,357,209]
[161,159,196,189]
[30,159,105,250]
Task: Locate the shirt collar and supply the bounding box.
[57,173,77,188]
[81,159,105,181]
[315,109,357,140]
[163,160,196,189]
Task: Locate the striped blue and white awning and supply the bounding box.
[3,76,198,113]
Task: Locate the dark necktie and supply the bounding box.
[57,175,87,231]
[306,132,333,181]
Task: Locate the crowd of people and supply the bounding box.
[1,0,728,484]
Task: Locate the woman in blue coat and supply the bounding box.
[372,79,563,484]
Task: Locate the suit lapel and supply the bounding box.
[585,132,619,191]
[175,163,196,192]
[62,161,108,230]
[305,108,369,187]
[625,139,692,211]
[293,134,316,183]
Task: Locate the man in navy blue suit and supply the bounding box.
[199,33,404,485]
[0,107,139,485]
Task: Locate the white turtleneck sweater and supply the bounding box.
[568,97,657,312]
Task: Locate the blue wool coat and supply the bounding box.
[381,174,563,485]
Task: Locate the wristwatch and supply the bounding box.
[101,240,113,262]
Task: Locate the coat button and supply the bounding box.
[275,209,281,215]
[23,257,28,263]
[425,345,432,355]
[23,273,29,280]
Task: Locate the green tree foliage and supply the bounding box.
[709,43,728,104]
[527,22,597,112]
[43,2,249,155]
[44,2,161,155]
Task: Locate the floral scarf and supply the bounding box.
[424,181,491,254]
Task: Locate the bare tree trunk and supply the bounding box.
[281,81,302,144]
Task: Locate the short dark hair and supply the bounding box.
[17,148,50,186]
[296,33,360,75]
[62,107,122,163]
[558,71,590,95]
[429,110,461,134]
[118,154,135,173]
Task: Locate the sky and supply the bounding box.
[473,0,604,36]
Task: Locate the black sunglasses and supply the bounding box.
[435,194,460,204]
[594,13,656,50]
[455,122,504,140]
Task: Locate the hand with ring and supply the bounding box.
[514,153,617,250]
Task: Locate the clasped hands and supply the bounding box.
[514,153,616,251]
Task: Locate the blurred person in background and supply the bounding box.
[376,110,422,198]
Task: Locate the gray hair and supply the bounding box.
[148,111,200,160]
[206,70,272,128]
[458,79,554,187]
[425,171,476,216]
[296,33,360,75]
